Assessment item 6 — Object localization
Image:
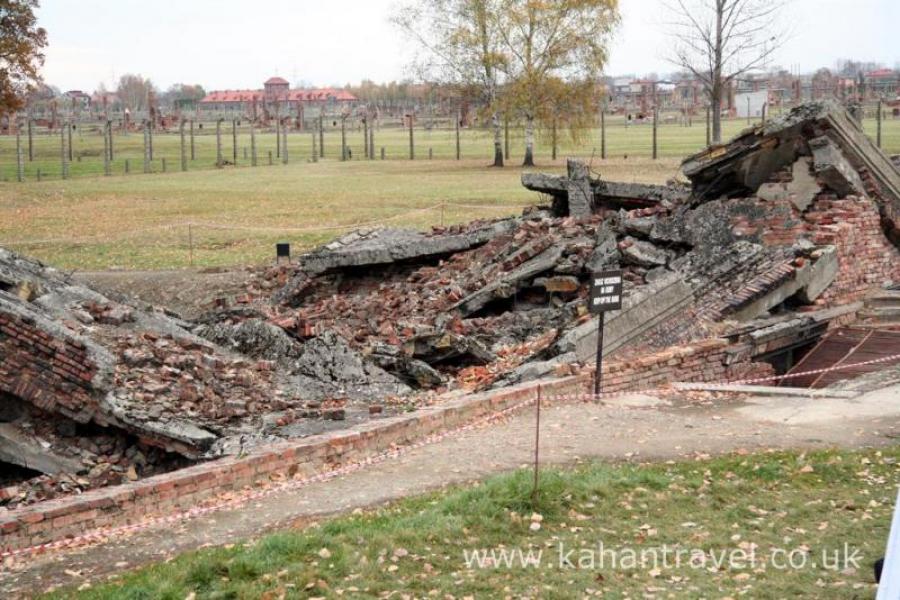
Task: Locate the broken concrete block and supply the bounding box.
[810,136,866,197]
[620,237,671,267]
[786,157,821,212]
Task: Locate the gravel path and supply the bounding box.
[3,384,900,597]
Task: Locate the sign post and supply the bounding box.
[589,269,623,398]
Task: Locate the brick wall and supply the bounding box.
[806,196,900,302]
[0,336,769,556]
[0,309,99,422]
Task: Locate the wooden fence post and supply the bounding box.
[251,121,258,166]
[180,119,188,171]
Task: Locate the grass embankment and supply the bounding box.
[0,157,679,270]
[52,447,898,599]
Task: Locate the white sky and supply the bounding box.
[38,0,900,92]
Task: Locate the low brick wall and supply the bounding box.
[0,337,769,555]
[0,307,99,420]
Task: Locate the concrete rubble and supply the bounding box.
[3,100,900,508]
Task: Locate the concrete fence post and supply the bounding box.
[551,116,558,161]
[504,114,510,160]
[363,117,369,159]
[276,118,281,159]
[600,108,607,159]
[67,121,73,163]
[369,125,374,160]
[408,113,414,160]
[124,159,130,174]
[147,120,153,160]
[341,116,347,161]
[429,147,433,160]
[232,119,238,164]
[319,115,324,158]
[877,99,883,148]
[268,150,273,165]
[706,106,711,147]
[27,118,33,162]
[190,120,195,161]
[180,120,188,171]
[455,110,461,160]
[250,121,258,166]
[143,121,151,173]
[652,107,658,160]
[60,121,69,179]
[381,146,385,160]
[216,118,223,167]
[15,123,24,182]
[103,121,111,176]
[282,119,289,164]
[311,130,318,162]
[107,120,114,161]
[161,157,167,173]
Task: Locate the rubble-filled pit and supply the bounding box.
[2,100,900,516]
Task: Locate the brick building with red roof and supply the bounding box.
[200,77,358,118]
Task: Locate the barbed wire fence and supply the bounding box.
[2,102,897,183]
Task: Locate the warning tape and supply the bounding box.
[2,351,899,563]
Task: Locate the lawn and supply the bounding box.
[48,446,898,599]
[0,157,680,270]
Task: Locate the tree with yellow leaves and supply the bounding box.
[495,0,619,166]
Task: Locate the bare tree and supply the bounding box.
[665,0,786,143]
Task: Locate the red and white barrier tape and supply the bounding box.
[0,397,532,562]
[3,350,899,562]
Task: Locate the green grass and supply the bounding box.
[47,447,899,599]
[0,157,680,270]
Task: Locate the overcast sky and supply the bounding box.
[38,0,899,92]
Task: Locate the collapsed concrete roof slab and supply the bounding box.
[522,159,690,217]
[682,100,900,238]
[297,221,519,276]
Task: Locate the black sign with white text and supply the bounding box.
[589,269,623,313]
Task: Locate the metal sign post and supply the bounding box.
[589,269,623,398]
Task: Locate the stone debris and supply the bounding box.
[3,100,900,508]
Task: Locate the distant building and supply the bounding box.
[865,69,899,99]
[64,90,91,110]
[200,77,358,117]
